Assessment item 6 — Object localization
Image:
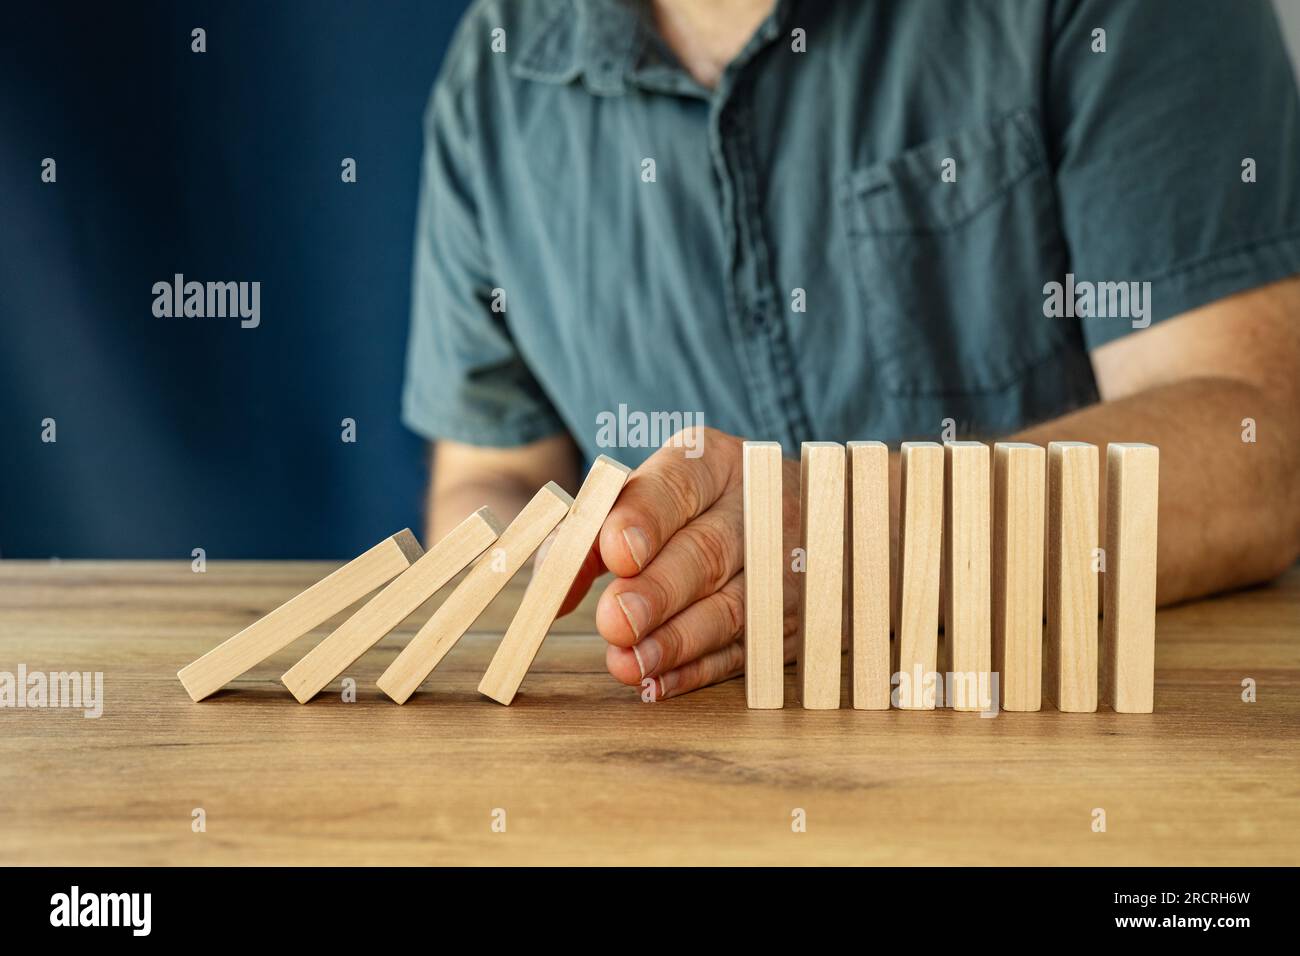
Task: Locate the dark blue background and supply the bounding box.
[1,0,472,558]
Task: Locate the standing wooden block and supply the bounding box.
[1101,443,1159,713]
[992,442,1045,712]
[177,530,424,702]
[281,509,501,703]
[377,483,573,704]
[479,455,631,705]
[798,442,845,710]
[1044,441,1099,712]
[743,442,784,710]
[847,441,889,710]
[893,442,943,710]
[941,442,991,712]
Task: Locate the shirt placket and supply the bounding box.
[709,57,812,450]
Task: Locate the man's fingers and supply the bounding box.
[602,574,746,683]
[598,428,736,576]
[655,641,745,700]
[594,498,743,646]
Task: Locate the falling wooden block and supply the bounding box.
[941,441,991,712]
[1044,441,1099,712]
[377,483,573,704]
[893,441,943,709]
[743,442,784,710]
[847,441,889,710]
[798,442,845,710]
[1101,443,1159,713]
[281,509,501,703]
[479,455,631,705]
[177,530,424,702]
[992,442,1045,712]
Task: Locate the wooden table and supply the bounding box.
[1,560,1297,865]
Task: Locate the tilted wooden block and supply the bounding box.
[847,441,889,710]
[992,442,1045,712]
[1101,443,1159,713]
[177,529,424,702]
[1044,441,1099,712]
[743,442,785,710]
[893,441,943,709]
[478,455,631,705]
[941,441,991,712]
[281,508,501,703]
[798,442,845,710]
[377,483,573,704]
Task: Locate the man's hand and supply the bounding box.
[547,428,802,699]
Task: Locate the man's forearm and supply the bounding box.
[1014,378,1300,605]
[424,435,582,543]
[428,476,535,543]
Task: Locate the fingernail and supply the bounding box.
[657,671,676,699]
[622,527,650,570]
[615,591,650,639]
[632,636,662,678]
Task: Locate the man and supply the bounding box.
[404,0,1300,699]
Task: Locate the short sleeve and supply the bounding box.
[1049,0,1300,350]
[402,25,566,447]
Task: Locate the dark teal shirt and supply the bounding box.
[403,0,1300,462]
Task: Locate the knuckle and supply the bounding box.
[655,458,704,518]
[679,520,736,592]
[676,657,706,692]
[702,643,743,685]
[652,620,688,672]
[714,581,746,640]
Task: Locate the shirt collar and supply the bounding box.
[513,0,796,96]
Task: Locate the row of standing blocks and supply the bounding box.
[176,440,1156,711]
[745,441,1159,714]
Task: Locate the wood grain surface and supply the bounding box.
[1,560,1297,865]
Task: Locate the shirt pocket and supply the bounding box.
[839,109,1070,397]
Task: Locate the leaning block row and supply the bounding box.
[742,440,1159,713]
[179,456,632,705]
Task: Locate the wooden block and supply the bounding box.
[941,441,991,712]
[177,530,424,702]
[847,441,889,710]
[893,442,943,709]
[478,455,631,704]
[377,483,573,704]
[281,509,501,703]
[1044,441,1099,712]
[1101,443,1159,713]
[798,442,845,710]
[992,443,1045,711]
[743,442,784,710]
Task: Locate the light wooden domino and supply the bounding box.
[743,442,784,710]
[177,529,424,701]
[1101,443,1159,713]
[847,441,889,710]
[1044,441,1099,712]
[281,508,501,703]
[992,442,1045,712]
[377,483,573,704]
[479,455,631,705]
[893,441,943,710]
[941,441,991,712]
[798,442,844,710]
